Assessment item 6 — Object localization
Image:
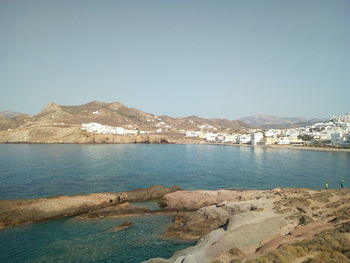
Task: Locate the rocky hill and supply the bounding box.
[0,101,249,143]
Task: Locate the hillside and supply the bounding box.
[0,101,249,143]
[31,101,249,131]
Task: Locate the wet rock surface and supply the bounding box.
[76,202,151,219]
[111,221,133,232]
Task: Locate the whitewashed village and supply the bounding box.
[81,113,350,147]
[184,113,350,146]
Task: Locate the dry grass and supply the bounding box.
[246,222,350,263]
[310,192,333,203]
[274,197,311,208]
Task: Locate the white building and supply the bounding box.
[278,137,291,145]
[206,133,217,142]
[331,131,350,146]
[81,122,138,135]
[251,132,264,145]
[223,134,237,143]
[185,131,201,137]
[237,134,251,144]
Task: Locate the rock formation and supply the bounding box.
[144,188,350,263]
[0,185,180,230]
[2,185,350,262]
[111,221,133,231]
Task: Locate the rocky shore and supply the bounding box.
[0,185,180,230]
[146,188,350,263]
[1,186,350,262]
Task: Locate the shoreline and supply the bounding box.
[2,140,349,152]
[2,186,349,262]
[189,141,350,152]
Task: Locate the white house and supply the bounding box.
[206,133,217,142]
[278,137,291,145]
[237,134,251,144]
[185,131,201,137]
[251,132,264,145]
[81,122,138,135]
[223,134,236,143]
[331,131,350,146]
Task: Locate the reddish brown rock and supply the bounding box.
[77,202,150,219]
[111,221,133,231]
[160,190,261,210]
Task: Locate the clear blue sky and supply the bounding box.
[1,0,349,119]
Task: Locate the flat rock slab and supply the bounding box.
[160,190,263,210]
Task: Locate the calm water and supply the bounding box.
[0,144,349,262]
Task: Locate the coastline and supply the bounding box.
[1,140,350,152]
[2,186,350,262]
[192,141,350,152]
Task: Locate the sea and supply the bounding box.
[0,144,349,262]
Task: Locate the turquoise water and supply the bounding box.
[0,144,349,262]
[0,214,192,263]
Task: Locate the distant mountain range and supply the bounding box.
[0,111,31,131]
[0,110,28,118]
[238,115,327,129]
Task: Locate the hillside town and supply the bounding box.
[184,113,350,146]
[80,113,350,147]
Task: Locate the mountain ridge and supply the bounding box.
[0,110,29,118]
[1,102,330,132]
[0,100,326,129]
[0,101,250,144]
[1,101,250,131]
[238,114,326,129]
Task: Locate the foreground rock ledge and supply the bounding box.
[145,188,350,263]
[0,185,180,230]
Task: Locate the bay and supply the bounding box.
[0,144,349,262]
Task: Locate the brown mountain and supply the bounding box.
[0,101,249,143]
